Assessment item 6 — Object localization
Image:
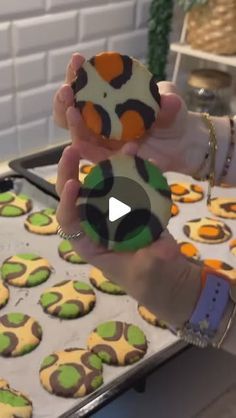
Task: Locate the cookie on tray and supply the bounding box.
[170,183,204,203]
[178,241,201,260]
[1,253,52,287]
[230,239,236,256]
[58,240,86,264]
[72,51,161,142]
[39,348,103,398]
[203,259,236,281]
[0,192,32,217]
[171,202,180,217]
[138,305,167,328]
[24,208,58,235]
[89,267,126,295]
[208,197,236,219]
[0,378,33,417]
[0,280,9,309]
[0,312,42,357]
[39,280,96,319]
[183,217,232,244]
[87,321,147,366]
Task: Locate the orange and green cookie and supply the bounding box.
[0,192,32,217]
[0,378,33,417]
[203,259,236,281]
[0,280,9,310]
[39,280,96,319]
[230,239,236,256]
[72,52,161,142]
[183,217,232,244]
[1,253,52,287]
[79,160,95,183]
[208,197,236,219]
[170,183,204,203]
[87,321,147,366]
[138,305,167,328]
[0,312,42,357]
[39,348,103,398]
[24,208,58,235]
[58,240,86,264]
[89,267,126,295]
[178,241,201,260]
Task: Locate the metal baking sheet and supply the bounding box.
[0,175,186,418]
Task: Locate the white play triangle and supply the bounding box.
[109,197,131,222]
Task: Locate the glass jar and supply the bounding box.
[185,69,232,116]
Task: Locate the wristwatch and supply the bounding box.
[178,269,236,348]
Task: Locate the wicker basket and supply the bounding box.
[187,0,236,55]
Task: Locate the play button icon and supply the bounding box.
[109,197,131,222]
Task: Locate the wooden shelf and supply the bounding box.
[170,42,236,68]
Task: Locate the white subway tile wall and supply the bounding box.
[0,0,182,162]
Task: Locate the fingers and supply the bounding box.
[155,93,182,129]
[158,81,180,96]
[66,106,95,145]
[56,145,80,197]
[65,53,85,84]
[78,140,114,163]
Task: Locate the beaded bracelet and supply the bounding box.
[219,116,235,184]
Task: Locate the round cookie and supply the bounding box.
[24,208,58,235]
[0,192,32,217]
[178,241,200,260]
[208,197,236,219]
[0,312,42,357]
[39,280,96,319]
[230,239,236,256]
[39,348,103,398]
[72,51,160,142]
[89,267,126,295]
[0,379,33,418]
[1,253,52,288]
[138,305,166,328]
[58,240,86,264]
[79,160,95,183]
[87,321,147,366]
[183,217,232,244]
[203,259,236,281]
[0,280,9,309]
[78,154,172,252]
[170,183,204,203]
[171,203,179,217]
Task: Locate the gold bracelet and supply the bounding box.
[219,116,235,184]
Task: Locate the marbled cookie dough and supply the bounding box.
[1,253,52,287]
[87,321,147,366]
[170,183,204,203]
[0,312,42,357]
[58,240,86,264]
[0,280,9,309]
[24,208,58,235]
[0,192,32,217]
[40,280,96,319]
[183,217,232,244]
[0,378,33,418]
[178,241,201,260]
[72,52,160,142]
[138,305,166,328]
[89,267,126,295]
[208,197,236,219]
[39,348,103,398]
[203,259,236,281]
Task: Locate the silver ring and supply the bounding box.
[57,225,84,240]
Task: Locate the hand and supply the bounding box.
[56,144,202,329]
[53,53,205,175]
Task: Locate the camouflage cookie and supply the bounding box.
[79,160,95,183]
[0,378,33,417]
[58,240,86,264]
[0,192,32,217]
[39,280,96,319]
[24,208,58,235]
[171,203,180,217]
[230,239,236,256]
[87,321,147,366]
[183,217,232,244]
[208,197,236,219]
[89,267,126,295]
[0,312,42,357]
[170,183,204,203]
[178,241,201,260]
[203,259,236,281]
[1,253,52,287]
[0,280,9,309]
[39,348,103,398]
[138,305,167,328]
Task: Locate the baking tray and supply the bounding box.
[0,174,186,418]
